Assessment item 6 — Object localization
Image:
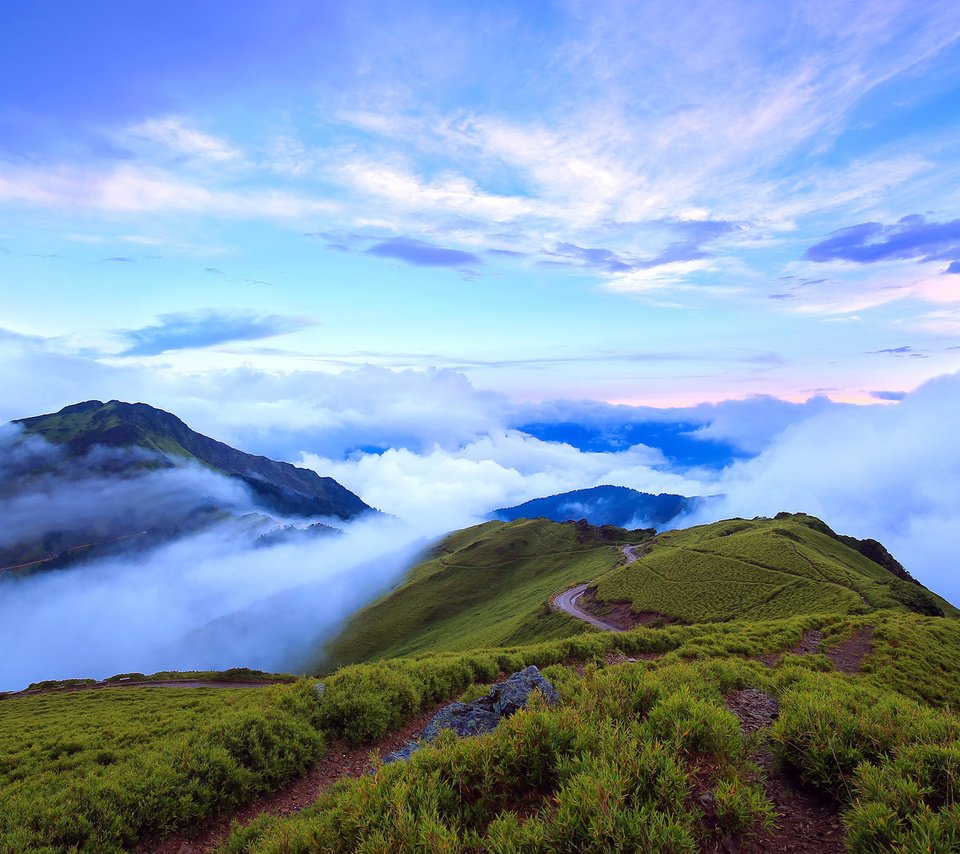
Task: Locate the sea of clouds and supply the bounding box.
[1,337,957,690]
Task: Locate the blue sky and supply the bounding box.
[3,0,960,407]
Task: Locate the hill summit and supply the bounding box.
[15,399,371,520]
[494,484,694,528]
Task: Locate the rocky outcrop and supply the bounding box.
[421,702,501,741]
[489,665,560,716]
[382,665,559,765]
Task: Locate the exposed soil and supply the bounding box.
[734,747,847,854]
[575,586,678,630]
[758,628,823,667]
[757,625,874,674]
[725,688,780,735]
[825,626,875,674]
[717,687,845,853]
[142,702,448,854]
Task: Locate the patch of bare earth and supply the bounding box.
[825,626,874,674]
[758,628,823,667]
[140,701,448,854]
[718,688,845,854]
[577,587,677,630]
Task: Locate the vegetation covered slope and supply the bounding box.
[592,513,958,624]
[317,518,650,669]
[15,399,372,520]
[494,485,694,528]
[5,610,959,852]
[320,513,955,671]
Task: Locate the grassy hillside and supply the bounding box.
[15,399,372,520]
[320,513,955,672]
[5,609,958,852]
[592,513,958,623]
[317,519,648,669]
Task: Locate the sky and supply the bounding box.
[2,0,960,407]
[2,1,960,605]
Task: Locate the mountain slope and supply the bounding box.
[320,513,957,670]
[591,513,958,623]
[494,485,694,528]
[15,400,372,520]
[317,518,651,669]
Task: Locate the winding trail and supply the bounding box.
[551,544,646,632]
[551,584,625,632]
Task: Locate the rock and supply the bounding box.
[422,702,502,741]
[382,741,420,764]
[380,667,560,765]
[490,666,560,717]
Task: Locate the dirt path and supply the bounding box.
[551,583,626,632]
[621,543,646,563]
[758,625,874,673]
[825,626,875,674]
[142,701,448,854]
[723,689,846,853]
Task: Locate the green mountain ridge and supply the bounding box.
[15,399,373,520]
[321,513,957,670]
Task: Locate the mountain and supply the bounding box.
[319,512,957,669]
[15,400,372,520]
[590,512,957,624]
[1,400,372,575]
[6,511,960,853]
[316,518,651,669]
[493,484,695,528]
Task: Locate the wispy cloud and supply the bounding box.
[366,236,483,268]
[804,215,960,268]
[0,165,336,218]
[125,117,241,162]
[119,311,316,356]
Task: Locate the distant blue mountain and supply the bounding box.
[516,421,744,468]
[493,485,696,529]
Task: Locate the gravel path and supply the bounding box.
[551,583,626,632]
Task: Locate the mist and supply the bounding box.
[0,513,436,691]
[0,429,446,691]
[684,372,960,603]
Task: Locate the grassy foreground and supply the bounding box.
[3,609,959,852]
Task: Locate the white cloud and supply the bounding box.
[300,430,703,530]
[0,164,336,218]
[687,371,960,602]
[126,117,241,162]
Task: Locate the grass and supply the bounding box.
[592,514,958,624]
[0,682,326,853]
[5,513,959,852]
[4,608,958,852]
[224,645,960,853]
[316,518,646,669]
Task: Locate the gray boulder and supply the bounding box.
[382,741,420,764]
[422,701,502,741]
[490,665,560,717]
[378,667,560,766]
